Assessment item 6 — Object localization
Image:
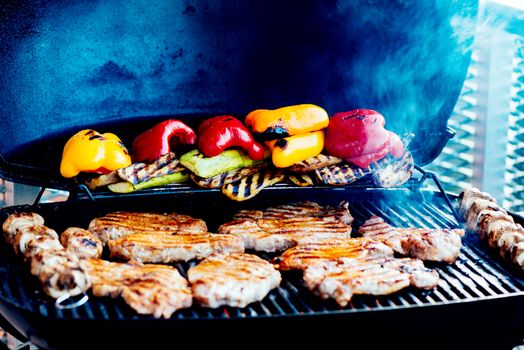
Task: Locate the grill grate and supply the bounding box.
[0,191,523,322]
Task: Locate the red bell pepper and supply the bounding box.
[132,119,197,163]
[197,116,265,160]
[325,109,404,168]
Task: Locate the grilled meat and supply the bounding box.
[82,259,192,318]
[233,201,353,224]
[88,211,208,244]
[303,256,439,307]
[358,216,464,263]
[2,212,45,244]
[458,187,524,269]
[219,217,352,253]
[188,253,281,308]
[458,187,497,219]
[12,225,59,257]
[221,201,353,253]
[287,154,343,173]
[108,232,245,263]
[37,253,90,299]
[277,237,394,270]
[221,168,286,201]
[60,227,103,259]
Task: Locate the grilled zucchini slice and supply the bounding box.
[190,164,267,189]
[222,168,286,201]
[315,164,369,186]
[287,154,342,173]
[288,173,316,187]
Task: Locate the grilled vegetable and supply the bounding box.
[108,171,189,193]
[85,171,121,190]
[315,163,369,186]
[197,116,264,160]
[222,168,286,201]
[116,152,179,185]
[60,129,132,178]
[288,174,316,187]
[287,154,342,173]
[325,109,404,168]
[372,150,414,188]
[265,131,325,168]
[245,104,329,139]
[190,164,267,189]
[180,149,266,179]
[132,119,196,163]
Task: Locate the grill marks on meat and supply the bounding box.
[220,217,352,253]
[277,238,395,270]
[459,187,524,269]
[108,233,245,263]
[303,256,439,307]
[60,227,103,259]
[188,253,281,308]
[2,212,45,244]
[88,212,208,244]
[82,259,192,318]
[221,201,353,252]
[358,216,464,263]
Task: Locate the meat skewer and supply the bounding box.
[60,227,103,259]
[458,187,524,270]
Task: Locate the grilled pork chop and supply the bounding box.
[88,211,208,244]
[232,201,353,224]
[188,253,281,308]
[108,232,244,263]
[277,237,394,270]
[82,259,192,318]
[358,216,464,263]
[220,201,353,253]
[303,256,439,307]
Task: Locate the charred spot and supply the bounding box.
[257,126,289,141]
[221,117,235,122]
[275,138,288,150]
[81,238,98,247]
[89,135,104,141]
[84,130,95,136]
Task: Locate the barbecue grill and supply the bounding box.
[2,0,522,349]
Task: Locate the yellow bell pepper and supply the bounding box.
[265,131,325,168]
[245,104,329,138]
[60,129,132,178]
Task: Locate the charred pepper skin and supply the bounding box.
[60,129,132,178]
[132,119,197,163]
[197,116,265,160]
[245,104,329,139]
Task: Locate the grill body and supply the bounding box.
[0,188,523,349]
